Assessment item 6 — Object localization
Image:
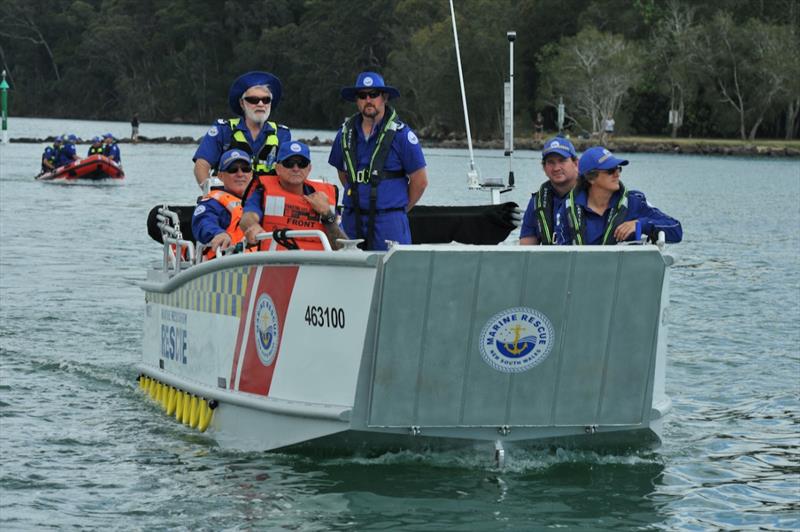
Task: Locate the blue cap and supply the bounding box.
[92,136,103,143]
[277,141,311,163]
[54,135,63,143]
[103,132,114,139]
[340,72,400,102]
[228,71,282,116]
[67,134,78,142]
[578,146,629,176]
[219,149,252,172]
[541,136,576,160]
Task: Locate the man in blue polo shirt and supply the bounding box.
[519,136,579,245]
[193,71,291,192]
[102,133,121,163]
[56,134,81,167]
[328,71,428,251]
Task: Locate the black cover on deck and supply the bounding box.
[147,202,519,246]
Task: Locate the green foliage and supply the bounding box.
[0,0,795,139]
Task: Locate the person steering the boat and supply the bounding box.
[191,149,251,260]
[102,133,121,164]
[561,146,683,245]
[519,136,579,245]
[193,71,291,192]
[328,71,428,251]
[240,141,346,251]
[40,136,62,173]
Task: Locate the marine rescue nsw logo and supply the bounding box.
[479,307,555,373]
[254,294,279,366]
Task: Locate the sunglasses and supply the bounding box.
[281,158,310,169]
[242,95,272,105]
[225,163,252,173]
[356,90,383,100]
[600,166,622,174]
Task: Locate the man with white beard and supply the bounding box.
[193,71,291,192]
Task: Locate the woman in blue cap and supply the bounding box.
[193,71,291,191]
[563,146,682,245]
[327,71,428,251]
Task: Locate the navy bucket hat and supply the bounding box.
[340,72,400,102]
[228,71,283,116]
[578,146,629,177]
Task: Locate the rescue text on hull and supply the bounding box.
[36,154,124,182]
[138,205,674,455]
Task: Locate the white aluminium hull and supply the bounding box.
[139,245,672,453]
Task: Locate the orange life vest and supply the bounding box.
[255,174,337,251]
[203,190,245,260]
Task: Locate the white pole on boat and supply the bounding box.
[449,0,479,189]
[0,70,9,145]
[505,31,516,188]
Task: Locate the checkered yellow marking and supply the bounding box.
[145,267,249,317]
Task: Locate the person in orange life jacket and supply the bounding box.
[328,71,428,251]
[192,149,252,258]
[87,136,104,156]
[102,133,121,163]
[519,136,579,245]
[193,71,291,192]
[240,141,346,251]
[562,146,683,245]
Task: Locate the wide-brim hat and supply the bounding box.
[228,71,283,116]
[578,146,629,176]
[340,71,400,102]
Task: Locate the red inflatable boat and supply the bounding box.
[36,155,125,182]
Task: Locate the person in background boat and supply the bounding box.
[55,134,80,167]
[103,133,121,164]
[131,114,140,143]
[241,141,345,251]
[562,146,682,245]
[192,149,252,260]
[40,136,62,173]
[87,136,104,156]
[193,71,291,192]
[328,71,428,251]
[519,136,579,245]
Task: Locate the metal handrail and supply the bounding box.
[255,229,332,251]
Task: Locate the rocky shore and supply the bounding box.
[11,135,800,157]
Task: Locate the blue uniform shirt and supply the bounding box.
[328,114,426,210]
[520,190,570,244]
[105,143,121,163]
[193,119,291,170]
[192,194,235,245]
[56,143,77,167]
[563,188,683,244]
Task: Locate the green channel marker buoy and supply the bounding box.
[0,70,9,144]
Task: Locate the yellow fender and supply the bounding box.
[174,390,184,421]
[166,387,177,416]
[181,392,191,425]
[198,401,214,433]
[138,375,146,390]
[189,395,200,428]
[150,380,158,400]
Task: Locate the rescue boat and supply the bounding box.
[137,205,674,457]
[36,154,124,182]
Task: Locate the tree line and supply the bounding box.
[1,0,798,140]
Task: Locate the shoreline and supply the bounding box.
[9,135,800,157]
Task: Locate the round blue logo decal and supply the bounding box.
[254,294,279,366]
[479,307,555,373]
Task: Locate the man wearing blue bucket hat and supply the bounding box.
[328,71,428,251]
[193,71,290,191]
[520,136,579,245]
[241,141,345,251]
[562,146,682,245]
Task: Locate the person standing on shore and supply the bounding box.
[131,115,140,143]
[519,136,579,245]
[533,112,544,142]
[193,71,290,192]
[563,146,682,245]
[328,71,428,250]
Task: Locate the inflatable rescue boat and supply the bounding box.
[36,154,124,182]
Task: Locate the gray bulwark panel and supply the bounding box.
[366,247,666,429]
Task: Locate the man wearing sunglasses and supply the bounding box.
[328,71,428,251]
[519,136,579,245]
[241,141,345,251]
[562,146,682,245]
[192,149,252,260]
[193,71,291,192]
